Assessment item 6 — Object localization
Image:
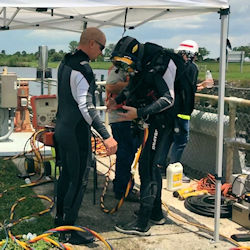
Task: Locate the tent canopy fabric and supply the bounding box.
[0,1,229,32]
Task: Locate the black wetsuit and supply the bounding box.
[54,49,110,225]
[115,43,177,228]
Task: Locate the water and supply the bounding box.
[0,66,108,96]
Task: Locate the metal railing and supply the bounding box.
[194,93,250,181]
[17,78,57,95]
[19,78,250,181]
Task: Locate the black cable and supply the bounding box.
[23,133,33,156]
[184,195,232,218]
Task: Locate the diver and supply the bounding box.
[107,36,183,236]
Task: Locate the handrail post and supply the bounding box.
[226,102,236,182]
[105,109,109,128]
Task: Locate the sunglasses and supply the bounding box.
[94,40,105,52]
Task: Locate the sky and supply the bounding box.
[0,0,249,59]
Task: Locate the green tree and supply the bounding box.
[96,54,104,62]
[1,50,6,55]
[48,49,56,57]
[69,41,78,53]
[198,47,210,61]
[233,45,250,58]
[103,43,115,58]
[14,51,21,56]
[50,53,64,62]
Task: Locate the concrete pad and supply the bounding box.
[0,132,52,157]
[13,155,250,250]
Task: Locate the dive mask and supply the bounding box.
[112,56,135,73]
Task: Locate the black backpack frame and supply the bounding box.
[124,48,196,116]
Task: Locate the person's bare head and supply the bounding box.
[78,27,106,60]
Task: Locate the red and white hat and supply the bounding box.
[176,40,199,54]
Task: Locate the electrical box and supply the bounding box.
[30,95,57,130]
[232,202,250,229]
[0,73,17,108]
[231,174,250,196]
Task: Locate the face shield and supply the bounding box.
[112,56,135,74]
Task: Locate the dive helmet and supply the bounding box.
[111,36,143,72]
[175,40,199,58]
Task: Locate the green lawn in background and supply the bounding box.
[197,62,250,87]
[90,61,112,70]
[0,158,55,249]
[1,59,249,87]
[45,61,250,86]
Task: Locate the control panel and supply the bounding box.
[30,95,57,130]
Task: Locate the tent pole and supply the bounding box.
[214,8,229,243]
[83,21,88,30]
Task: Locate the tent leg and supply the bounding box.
[214,8,229,243]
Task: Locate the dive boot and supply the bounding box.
[150,214,166,225]
[59,230,94,245]
[67,230,94,245]
[115,220,151,236]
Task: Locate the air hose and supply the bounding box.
[1,196,113,249]
[184,195,233,218]
[0,194,54,250]
[29,226,114,250]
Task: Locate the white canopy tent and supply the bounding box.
[0,1,229,32]
[0,0,230,243]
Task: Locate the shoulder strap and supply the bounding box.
[136,43,144,71]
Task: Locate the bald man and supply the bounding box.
[54,27,117,244]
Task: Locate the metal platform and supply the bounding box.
[0,132,52,157]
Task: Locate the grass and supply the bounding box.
[0,60,113,70]
[1,59,249,87]
[0,158,56,249]
[197,62,250,87]
[90,61,112,70]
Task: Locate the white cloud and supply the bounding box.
[229,0,250,14]
[230,34,250,48]
[149,14,206,29]
[150,33,221,58]
[25,29,79,41]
